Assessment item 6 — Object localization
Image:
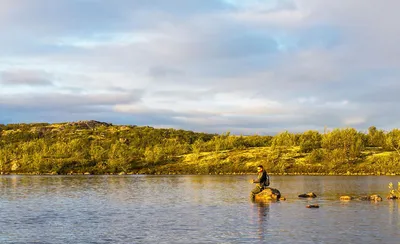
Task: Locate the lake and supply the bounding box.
[1,175,400,243]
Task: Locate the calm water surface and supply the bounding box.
[1,175,400,243]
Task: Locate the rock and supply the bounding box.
[254,187,281,201]
[306,204,319,208]
[387,194,398,200]
[340,196,354,201]
[369,194,383,202]
[66,120,112,130]
[11,161,20,171]
[358,194,383,202]
[298,192,317,198]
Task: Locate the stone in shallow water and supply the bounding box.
[298,192,317,198]
[254,187,281,201]
[340,196,354,201]
[358,194,383,202]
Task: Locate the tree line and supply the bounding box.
[1,121,400,175]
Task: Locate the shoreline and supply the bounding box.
[1,172,399,176]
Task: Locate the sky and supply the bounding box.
[1,0,400,135]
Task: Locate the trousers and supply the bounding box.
[250,185,264,198]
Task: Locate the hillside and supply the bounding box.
[1,121,400,175]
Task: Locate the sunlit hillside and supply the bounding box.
[1,121,400,175]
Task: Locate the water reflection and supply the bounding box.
[251,201,270,242]
[388,200,400,230]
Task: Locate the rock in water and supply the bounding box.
[369,194,383,202]
[254,187,281,201]
[358,194,383,202]
[340,196,354,201]
[298,192,317,198]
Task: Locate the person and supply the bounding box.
[250,165,270,199]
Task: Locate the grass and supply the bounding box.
[138,146,400,175]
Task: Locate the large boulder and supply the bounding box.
[254,187,281,201]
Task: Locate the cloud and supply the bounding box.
[0,0,232,36]
[148,66,184,78]
[0,69,54,86]
[0,90,143,111]
[1,0,400,134]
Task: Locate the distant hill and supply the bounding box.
[1,122,399,175]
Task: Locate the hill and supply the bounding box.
[1,122,400,175]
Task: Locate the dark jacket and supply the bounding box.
[254,170,270,188]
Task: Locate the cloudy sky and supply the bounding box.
[1,0,399,134]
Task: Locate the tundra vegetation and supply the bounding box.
[1,121,400,175]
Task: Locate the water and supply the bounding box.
[1,175,400,244]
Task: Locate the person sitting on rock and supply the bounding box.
[250,165,270,199]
